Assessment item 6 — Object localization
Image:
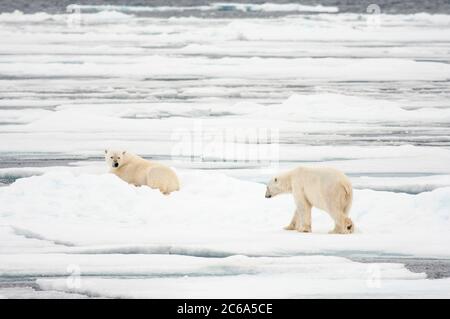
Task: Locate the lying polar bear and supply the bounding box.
[105,150,180,195]
[265,166,354,234]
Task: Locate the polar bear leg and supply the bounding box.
[329,211,353,234]
[295,200,312,233]
[329,211,344,234]
[146,175,161,191]
[284,209,300,230]
[146,167,172,195]
[297,206,312,233]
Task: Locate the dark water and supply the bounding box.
[1,0,450,15]
[352,257,450,279]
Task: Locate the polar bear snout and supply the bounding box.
[265,188,272,198]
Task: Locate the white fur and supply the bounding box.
[266,166,354,234]
[105,150,180,195]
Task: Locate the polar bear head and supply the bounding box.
[105,149,127,169]
[265,173,291,198]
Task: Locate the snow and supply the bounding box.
[276,94,450,123]
[351,175,450,194]
[0,254,420,278]
[3,246,450,298]
[8,253,450,299]
[0,287,89,299]
[0,6,449,298]
[0,58,447,82]
[35,274,450,299]
[1,170,449,258]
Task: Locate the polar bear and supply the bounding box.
[105,150,180,195]
[265,166,354,234]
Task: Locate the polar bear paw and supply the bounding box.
[297,225,311,233]
[284,224,296,231]
[328,226,353,234]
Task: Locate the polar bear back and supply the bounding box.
[291,166,352,213]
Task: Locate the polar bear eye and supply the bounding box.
[118,157,121,160]
[274,178,278,182]
[110,156,113,159]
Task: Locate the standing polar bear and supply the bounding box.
[265,166,354,234]
[105,150,180,195]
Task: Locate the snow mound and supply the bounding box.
[36,275,450,299]
[30,254,449,299]
[0,11,57,22]
[274,94,450,123]
[1,170,449,257]
[0,10,133,24]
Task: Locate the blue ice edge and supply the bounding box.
[10,225,448,260]
[63,244,423,260]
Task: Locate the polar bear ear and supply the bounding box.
[104,149,108,154]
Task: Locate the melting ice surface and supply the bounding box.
[0,6,450,298]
